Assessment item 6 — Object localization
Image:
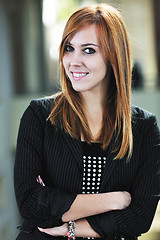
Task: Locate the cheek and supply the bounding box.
[89,55,106,71]
[98,59,107,75]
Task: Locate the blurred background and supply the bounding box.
[0,0,160,239]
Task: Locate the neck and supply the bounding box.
[80,91,106,141]
[80,90,105,114]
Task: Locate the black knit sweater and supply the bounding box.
[14,97,160,240]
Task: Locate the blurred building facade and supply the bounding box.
[0,0,159,239]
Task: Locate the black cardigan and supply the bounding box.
[14,97,160,240]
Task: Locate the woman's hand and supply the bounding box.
[38,223,68,236]
[38,219,100,238]
[37,175,68,237]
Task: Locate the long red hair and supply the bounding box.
[49,4,133,159]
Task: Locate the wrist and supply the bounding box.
[67,221,76,240]
[63,223,69,236]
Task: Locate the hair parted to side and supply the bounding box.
[49,4,133,160]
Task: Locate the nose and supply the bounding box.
[70,51,82,67]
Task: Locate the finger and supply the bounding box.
[37,175,45,186]
[38,227,53,234]
[38,227,48,233]
[38,227,44,232]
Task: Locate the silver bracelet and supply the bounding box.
[67,221,76,240]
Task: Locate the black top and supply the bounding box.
[81,142,108,240]
[14,98,160,240]
[81,142,108,195]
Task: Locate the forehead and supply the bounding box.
[69,24,99,45]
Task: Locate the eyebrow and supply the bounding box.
[67,42,99,48]
[81,43,99,47]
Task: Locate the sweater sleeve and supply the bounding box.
[86,115,160,239]
[14,100,76,228]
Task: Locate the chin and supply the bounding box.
[71,85,84,92]
[72,87,87,93]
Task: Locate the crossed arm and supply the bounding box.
[37,176,131,237]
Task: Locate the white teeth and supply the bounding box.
[73,72,87,78]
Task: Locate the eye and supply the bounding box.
[64,45,74,52]
[83,48,96,54]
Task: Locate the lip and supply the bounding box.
[71,72,88,81]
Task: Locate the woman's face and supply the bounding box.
[62,24,108,96]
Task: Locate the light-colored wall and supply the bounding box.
[120,0,158,88]
[0,2,18,239]
[132,90,160,123]
[102,0,157,88]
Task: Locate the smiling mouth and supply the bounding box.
[72,72,88,78]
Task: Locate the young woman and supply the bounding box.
[14,4,160,240]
